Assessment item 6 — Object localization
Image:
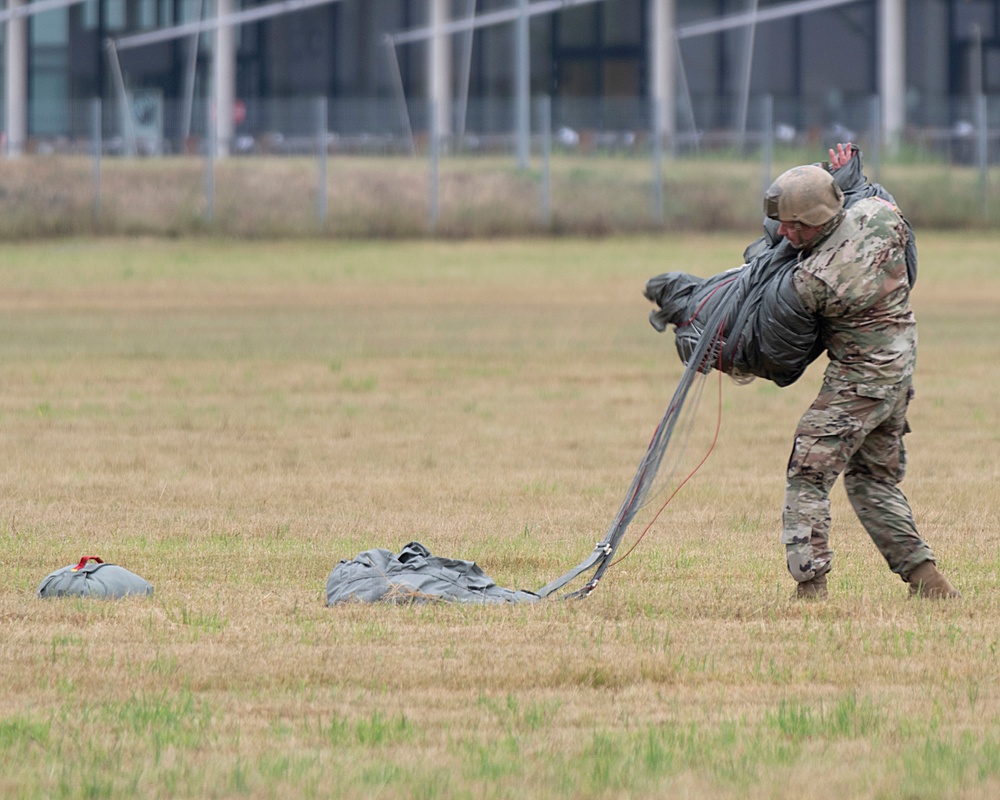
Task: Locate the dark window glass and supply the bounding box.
[559,6,597,48]
[602,0,642,47]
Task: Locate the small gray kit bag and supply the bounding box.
[37,556,154,599]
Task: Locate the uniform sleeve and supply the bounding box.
[791,268,827,316]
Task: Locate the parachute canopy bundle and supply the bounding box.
[644,149,916,388]
[37,556,154,600]
[325,541,539,605]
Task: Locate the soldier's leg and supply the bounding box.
[843,382,936,579]
[782,382,877,583]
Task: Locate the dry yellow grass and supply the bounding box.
[2,153,999,238]
[1,234,999,799]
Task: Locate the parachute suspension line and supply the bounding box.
[535,275,744,601]
[610,340,725,568]
[566,318,728,598]
[639,363,708,511]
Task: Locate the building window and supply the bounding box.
[105,0,126,31]
[30,10,70,135]
[159,0,175,27]
[139,0,158,30]
[552,0,644,100]
[602,0,642,48]
[558,6,597,48]
[81,0,98,30]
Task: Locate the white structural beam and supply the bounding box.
[389,0,867,46]
[4,0,28,157]
[113,0,347,50]
[648,0,676,145]
[0,0,85,24]
[675,0,865,39]
[429,0,452,137]
[879,0,905,148]
[214,0,237,157]
[387,0,605,46]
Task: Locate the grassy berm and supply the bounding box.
[1,151,997,238]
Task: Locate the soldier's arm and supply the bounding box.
[791,269,826,316]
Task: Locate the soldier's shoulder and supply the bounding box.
[846,195,903,230]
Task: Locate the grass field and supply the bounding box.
[2,233,999,799]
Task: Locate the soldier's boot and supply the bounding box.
[907,562,961,599]
[795,573,828,600]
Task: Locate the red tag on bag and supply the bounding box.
[72,556,105,571]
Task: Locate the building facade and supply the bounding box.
[1,0,997,156]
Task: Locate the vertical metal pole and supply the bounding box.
[737,0,759,151]
[456,0,477,144]
[429,99,440,232]
[760,94,773,199]
[971,24,988,217]
[317,96,328,226]
[181,0,204,145]
[539,96,552,226]
[105,40,137,157]
[214,0,235,158]
[205,98,216,223]
[879,0,906,154]
[869,94,881,182]
[5,0,28,157]
[648,0,676,160]
[384,37,416,155]
[91,98,102,221]
[977,93,988,218]
[652,98,664,225]
[515,0,530,169]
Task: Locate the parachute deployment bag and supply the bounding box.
[37,556,154,599]
[326,541,539,605]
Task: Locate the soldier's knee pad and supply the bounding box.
[781,523,815,582]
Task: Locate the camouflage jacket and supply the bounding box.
[792,196,916,386]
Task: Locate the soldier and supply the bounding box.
[764,147,959,600]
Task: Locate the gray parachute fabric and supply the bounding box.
[37,556,153,599]
[644,149,916,388]
[326,541,540,605]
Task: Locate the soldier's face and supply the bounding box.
[777,220,823,250]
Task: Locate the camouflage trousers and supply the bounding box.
[782,376,935,583]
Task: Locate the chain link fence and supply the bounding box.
[3,93,999,238]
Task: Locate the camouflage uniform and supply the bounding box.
[782,196,936,583]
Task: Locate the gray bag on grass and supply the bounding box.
[326,541,539,605]
[37,556,154,599]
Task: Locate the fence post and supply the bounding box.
[869,94,881,182]
[316,95,328,227]
[760,94,773,199]
[515,0,530,170]
[205,98,215,223]
[429,99,440,232]
[977,93,988,218]
[652,98,664,225]
[91,97,102,223]
[539,95,552,227]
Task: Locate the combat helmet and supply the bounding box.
[763,164,844,226]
